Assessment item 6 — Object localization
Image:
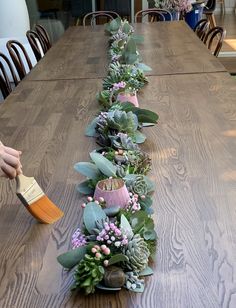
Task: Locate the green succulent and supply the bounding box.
[96,90,113,109]
[110,133,139,151]
[72,254,105,295]
[103,62,148,91]
[123,234,150,272]
[126,175,148,196]
[107,110,138,133]
[96,110,139,146]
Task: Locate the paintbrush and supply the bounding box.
[16,174,64,224]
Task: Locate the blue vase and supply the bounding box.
[185,5,203,29]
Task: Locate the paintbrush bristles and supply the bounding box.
[16,174,64,224]
[28,195,64,224]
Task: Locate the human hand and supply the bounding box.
[0,141,22,179]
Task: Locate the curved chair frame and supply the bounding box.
[203,26,226,57]
[203,0,217,29]
[0,52,19,99]
[135,8,172,23]
[26,30,44,62]
[83,11,120,27]
[35,24,52,53]
[194,19,210,41]
[6,40,33,80]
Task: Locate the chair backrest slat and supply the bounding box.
[203,26,226,56]
[7,40,33,80]
[83,11,120,27]
[35,24,52,53]
[194,19,210,41]
[0,52,19,99]
[26,30,44,62]
[135,9,172,23]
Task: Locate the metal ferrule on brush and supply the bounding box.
[16,179,44,207]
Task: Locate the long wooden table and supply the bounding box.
[1,22,236,308]
[25,21,226,81]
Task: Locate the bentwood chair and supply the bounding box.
[203,26,226,56]
[135,9,172,23]
[194,19,210,41]
[26,30,44,62]
[82,11,120,27]
[0,52,19,99]
[35,24,52,54]
[6,40,33,80]
[203,0,217,29]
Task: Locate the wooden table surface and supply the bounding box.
[1,71,236,307]
[25,21,226,81]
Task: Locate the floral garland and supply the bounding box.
[57,18,159,295]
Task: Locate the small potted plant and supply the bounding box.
[111,81,139,107]
[94,178,130,208]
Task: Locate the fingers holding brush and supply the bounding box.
[0,141,22,179]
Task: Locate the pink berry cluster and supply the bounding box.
[125,192,141,213]
[81,196,105,208]
[91,244,111,267]
[71,228,87,249]
[96,221,128,248]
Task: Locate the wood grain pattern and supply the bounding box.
[1,71,236,307]
[25,21,226,82]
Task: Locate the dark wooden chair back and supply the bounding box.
[194,19,210,41]
[26,30,44,62]
[203,26,226,57]
[35,24,52,53]
[82,11,120,27]
[6,40,33,80]
[135,9,172,23]
[0,52,19,99]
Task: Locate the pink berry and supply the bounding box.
[101,244,107,250]
[87,196,93,202]
[141,195,146,200]
[95,252,101,259]
[81,203,86,208]
[94,200,99,204]
[104,260,109,267]
[94,245,100,251]
[91,248,97,254]
[99,197,105,203]
[103,247,111,255]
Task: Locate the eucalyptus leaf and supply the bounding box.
[57,246,87,269]
[134,130,146,143]
[108,253,129,266]
[85,117,98,137]
[137,63,152,72]
[74,162,101,179]
[139,266,154,277]
[120,214,133,240]
[143,230,157,240]
[90,152,117,177]
[131,34,144,44]
[76,181,94,195]
[103,206,120,217]
[83,202,107,234]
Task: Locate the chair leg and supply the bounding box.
[206,13,217,29]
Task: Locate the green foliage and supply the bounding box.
[90,152,117,177]
[108,254,129,266]
[72,254,105,294]
[57,246,87,270]
[83,202,107,234]
[74,162,101,180]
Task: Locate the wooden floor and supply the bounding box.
[215,13,236,73]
